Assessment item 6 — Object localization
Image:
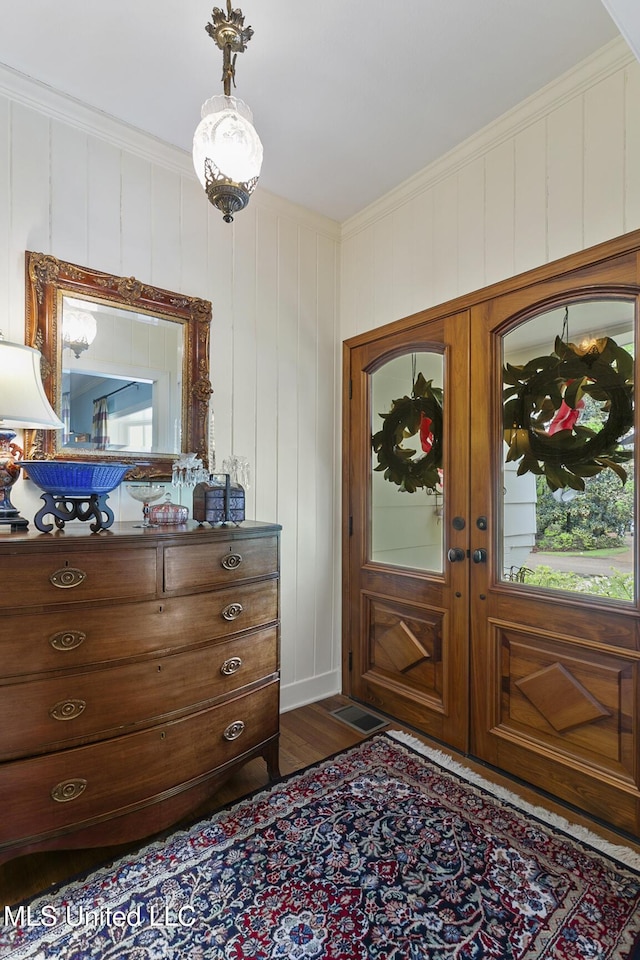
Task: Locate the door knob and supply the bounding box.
[472,548,487,563]
[447,547,465,563]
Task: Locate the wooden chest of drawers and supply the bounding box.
[0,520,281,864]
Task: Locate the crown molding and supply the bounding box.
[341,37,636,240]
[0,62,193,177]
[0,61,340,241]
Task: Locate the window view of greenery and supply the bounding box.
[502,300,635,603]
[528,466,634,601]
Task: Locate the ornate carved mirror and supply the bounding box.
[25,252,212,479]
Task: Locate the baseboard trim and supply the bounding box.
[280,671,341,713]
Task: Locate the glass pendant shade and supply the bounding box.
[193,95,263,221]
[62,308,98,358]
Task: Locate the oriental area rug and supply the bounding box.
[2,732,640,960]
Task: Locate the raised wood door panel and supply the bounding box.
[468,253,640,834]
[345,311,471,750]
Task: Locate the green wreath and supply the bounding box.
[503,335,634,490]
[372,372,443,493]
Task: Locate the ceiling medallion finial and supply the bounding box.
[193,1,263,224]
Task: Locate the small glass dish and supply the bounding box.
[148,494,189,525]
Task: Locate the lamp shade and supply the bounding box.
[193,95,263,191]
[0,339,64,429]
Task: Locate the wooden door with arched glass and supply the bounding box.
[470,271,639,835]
[344,310,471,752]
[343,231,640,834]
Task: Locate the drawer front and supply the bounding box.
[0,628,278,759]
[0,681,279,846]
[0,548,157,609]
[164,536,278,591]
[2,581,278,678]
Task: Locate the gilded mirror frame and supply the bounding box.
[24,251,212,479]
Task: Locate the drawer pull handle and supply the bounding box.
[50,567,87,590]
[51,778,87,803]
[49,699,87,722]
[223,720,245,741]
[49,630,86,651]
[222,602,243,621]
[221,553,243,570]
[220,656,243,676]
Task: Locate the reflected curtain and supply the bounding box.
[92,397,110,450]
[61,391,71,445]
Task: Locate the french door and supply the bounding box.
[343,234,640,834]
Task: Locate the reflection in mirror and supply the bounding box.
[370,350,444,572]
[25,253,212,479]
[61,297,183,455]
[501,298,635,602]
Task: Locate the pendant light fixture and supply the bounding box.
[62,306,98,359]
[192,1,263,223]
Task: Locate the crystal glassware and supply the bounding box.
[126,483,166,527]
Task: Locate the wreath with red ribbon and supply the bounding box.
[371,373,443,493]
[503,336,634,490]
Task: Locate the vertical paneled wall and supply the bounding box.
[341,39,640,340]
[0,67,341,711]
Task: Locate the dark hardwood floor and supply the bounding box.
[1,694,638,906]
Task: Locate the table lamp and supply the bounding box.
[0,336,64,531]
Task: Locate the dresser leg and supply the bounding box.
[263,739,281,781]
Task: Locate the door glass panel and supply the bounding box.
[501,299,635,601]
[370,351,444,571]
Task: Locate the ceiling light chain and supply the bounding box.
[193,2,263,224]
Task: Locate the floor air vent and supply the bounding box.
[331,704,388,734]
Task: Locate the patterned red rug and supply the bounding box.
[2,732,640,959]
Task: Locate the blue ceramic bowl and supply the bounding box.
[24,461,130,497]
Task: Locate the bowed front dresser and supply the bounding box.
[0,520,281,865]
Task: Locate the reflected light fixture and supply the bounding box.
[192,1,263,223]
[0,336,64,530]
[62,307,98,359]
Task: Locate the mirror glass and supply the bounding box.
[60,296,183,455]
[25,253,212,479]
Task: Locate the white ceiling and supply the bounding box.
[0,1,627,222]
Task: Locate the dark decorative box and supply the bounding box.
[193,475,245,525]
